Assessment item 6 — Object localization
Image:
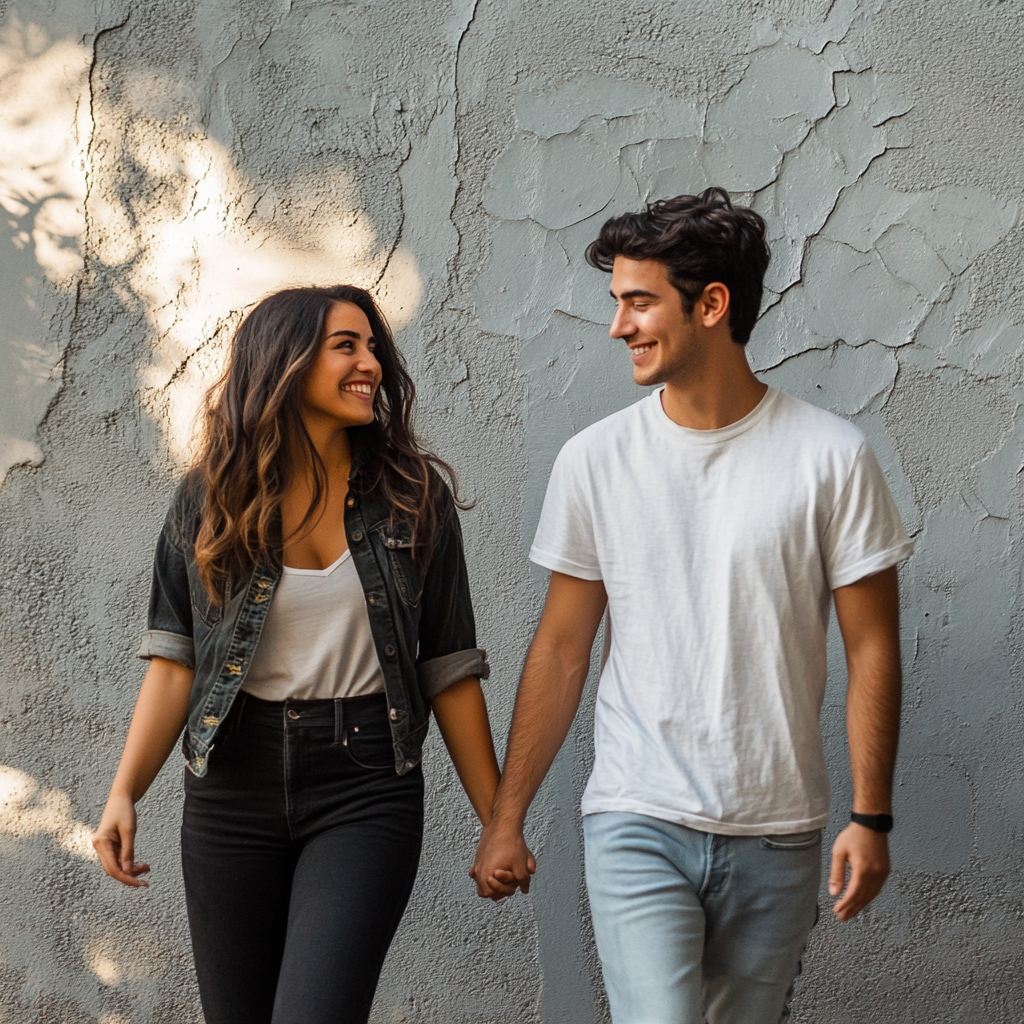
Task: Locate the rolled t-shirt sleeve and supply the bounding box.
[529,442,603,581]
[823,441,914,590]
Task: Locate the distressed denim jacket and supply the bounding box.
[136,467,489,777]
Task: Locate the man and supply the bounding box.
[472,188,911,1023]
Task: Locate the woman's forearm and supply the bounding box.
[109,656,195,802]
[431,676,501,826]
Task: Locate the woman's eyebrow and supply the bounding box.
[325,329,362,340]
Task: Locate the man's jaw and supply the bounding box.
[627,340,662,386]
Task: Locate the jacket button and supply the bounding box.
[287,709,300,720]
[389,708,399,721]
[352,529,364,542]
[346,496,357,508]
[384,643,396,657]
[403,760,416,771]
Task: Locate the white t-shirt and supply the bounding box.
[242,549,386,701]
[530,386,913,835]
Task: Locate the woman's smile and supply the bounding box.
[302,301,382,429]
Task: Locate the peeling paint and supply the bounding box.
[2,1,1023,1021]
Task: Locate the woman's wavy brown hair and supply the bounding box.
[191,284,459,602]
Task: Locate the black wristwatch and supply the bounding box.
[850,812,894,833]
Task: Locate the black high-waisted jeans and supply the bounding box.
[181,692,424,1024]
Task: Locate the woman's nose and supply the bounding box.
[358,348,381,373]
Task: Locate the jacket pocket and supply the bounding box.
[375,523,423,606]
[759,829,821,851]
[188,566,223,627]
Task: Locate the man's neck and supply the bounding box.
[660,356,768,431]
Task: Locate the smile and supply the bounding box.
[341,382,373,396]
[630,343,655,356]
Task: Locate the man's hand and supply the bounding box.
[829,822,890,921]
[467,572,605,903]
[470,819,536,899]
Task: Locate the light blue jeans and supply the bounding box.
[584,812,821,1024]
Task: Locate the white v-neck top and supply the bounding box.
[242,549,386,701]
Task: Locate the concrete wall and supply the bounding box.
[1,0,1021,1020]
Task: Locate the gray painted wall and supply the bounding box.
[1,1,1021,1020]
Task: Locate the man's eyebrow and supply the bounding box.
[610,288,658,300]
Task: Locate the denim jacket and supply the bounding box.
[136,466,488,777]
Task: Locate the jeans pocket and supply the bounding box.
[759,829,821,851]
[344,725,396,770]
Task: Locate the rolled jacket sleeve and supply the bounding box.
[415,484,487,700]
[137,629,196,669]
[417,647,490,700]
[138,489,196,669]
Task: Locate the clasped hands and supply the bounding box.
[470,818,891,918]
[469,819,537,900]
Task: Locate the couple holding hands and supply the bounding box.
[94,188,910,1024]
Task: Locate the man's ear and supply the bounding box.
[697,282,730,329]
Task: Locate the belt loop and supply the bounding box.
[334,698,343,746]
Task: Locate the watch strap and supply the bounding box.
[850,812,894,833]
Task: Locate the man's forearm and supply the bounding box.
[835,566,902,813]
[846,657,901,813]
[830,566,902,920]
[490,634,590,827]
[472,571,606,898]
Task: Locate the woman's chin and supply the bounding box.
[342,408,376,428]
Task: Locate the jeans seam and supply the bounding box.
[697,830,715,900]
[283,704,296,843]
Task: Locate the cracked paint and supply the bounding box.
[1,1,1024,1022]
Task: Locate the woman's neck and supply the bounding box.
[291,422,352,492]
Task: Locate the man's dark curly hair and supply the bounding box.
[584,187,771,346]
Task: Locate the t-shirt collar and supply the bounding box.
[649,384,778,445]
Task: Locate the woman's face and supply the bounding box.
[301,301,382,431]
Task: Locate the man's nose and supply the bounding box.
[610,308,635,339]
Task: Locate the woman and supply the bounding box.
[92,285,500,1024]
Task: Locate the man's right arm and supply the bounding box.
[471,571,607,898]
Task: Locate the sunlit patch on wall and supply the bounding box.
[0,28,423,478]
[0,765,97,861]
[81,68,422,467]
[0,18,89,483]
[86,938,123,987]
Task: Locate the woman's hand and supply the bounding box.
[93,656,194,887]
[93,791,150,887]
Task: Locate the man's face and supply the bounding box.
[609,257,701,388]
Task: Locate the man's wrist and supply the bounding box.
[485,797,526,832]
[850,811,894,833]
